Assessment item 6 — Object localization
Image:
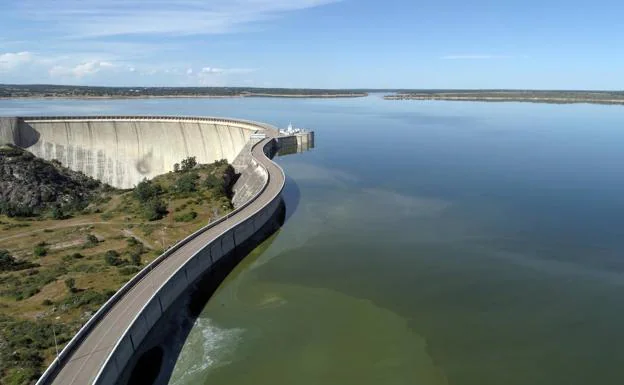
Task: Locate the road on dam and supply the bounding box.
[45,137,284,385]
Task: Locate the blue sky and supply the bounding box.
[1,0,623,89]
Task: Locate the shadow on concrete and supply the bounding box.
[119,199,286,385]
[15,120,40,148]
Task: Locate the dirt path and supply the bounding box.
[0,221,144,243]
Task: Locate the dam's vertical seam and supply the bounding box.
[226,124,236,159]
[133,121,141,187]
[113,121,120,187]
[179,122,190,158]
[196,122,209,162]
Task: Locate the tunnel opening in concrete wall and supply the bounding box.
[126,346,164,385]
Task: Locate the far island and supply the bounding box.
[383,90,624,105]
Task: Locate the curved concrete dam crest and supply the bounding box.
[2,115,286,385]
[1,116,278,189]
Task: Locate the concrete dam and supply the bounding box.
[0,116,278,189]
[0,115,295,385]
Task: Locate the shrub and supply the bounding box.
[180,156,197,171]
[64,278,76,293]
[143,198,168,221]
[99,211,113,220]
[173,163,180,172]
[33,245,47,257]
[51,206,65,220]
[0,250,39,272]
[175,173,199,193]
[174,211,198,223]
[130,253,142,266]
[204,174,222,190]
[84,234,99,248]
[134,179,163,203]
[104,250,124,266]
[41,299,53,306]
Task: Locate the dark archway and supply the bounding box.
[127,346,164,385]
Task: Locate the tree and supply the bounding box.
[134,179,163,203]
[204,174,222,190]
[33,245,47,257]
[175,173,198,193]
[143,198,168,221]
[64,278,76,293]
[104,250,123,266]
[173,163,180,173]
[180,156,197,171]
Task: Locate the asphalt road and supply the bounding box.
[47,138,284,385]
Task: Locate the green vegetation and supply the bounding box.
[33,243,48,257]
[0,154,236,384]
[0,314,73,385]
[174,211,198,222]
[0,250,39,272]
[64,278,76,293]
[180,156,197,171]
[0,84,368,98]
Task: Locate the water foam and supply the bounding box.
[169,317,244,385]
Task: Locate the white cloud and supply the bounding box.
[49,60,118,78]
[201,67,224,74]
[186,68,193,75]
[15,0,341,37]
[196,66,256,85]
[0,51,34,71]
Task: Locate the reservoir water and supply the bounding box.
[2,96,624,384]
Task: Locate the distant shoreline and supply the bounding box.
[384,93,624,105]
[0,93,368,100]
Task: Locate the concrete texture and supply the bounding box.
[277,131,315,155]
[0,117,19,145]
[6,116,276,189]
[36,130,285,385]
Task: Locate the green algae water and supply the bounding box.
[2,96,624,384]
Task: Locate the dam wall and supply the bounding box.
[0,117,18,145]
[91,139,284,385]
[231,137,277,209]
[7,116,276,189]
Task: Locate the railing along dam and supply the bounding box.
[0,116,286,385]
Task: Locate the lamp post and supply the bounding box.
[52,316,61,358]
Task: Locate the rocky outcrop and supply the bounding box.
[0,145,107,216]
